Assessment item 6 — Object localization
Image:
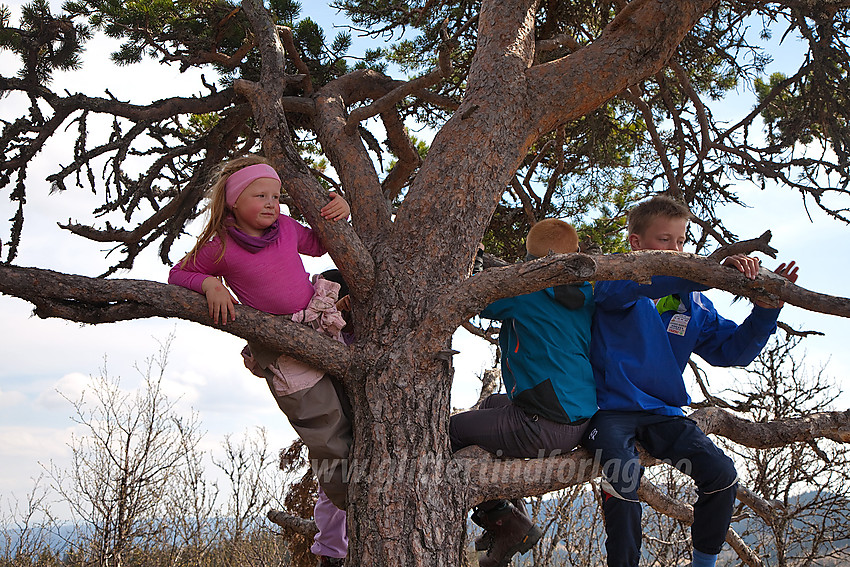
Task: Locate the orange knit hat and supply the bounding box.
[526,219,579,257]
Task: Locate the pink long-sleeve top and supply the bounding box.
[168,214,326,315]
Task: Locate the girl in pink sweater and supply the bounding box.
[169,155,351,564]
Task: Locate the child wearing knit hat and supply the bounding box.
[525,218,579,259]
[452,218,596,567]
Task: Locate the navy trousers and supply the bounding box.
[583,411,738,567]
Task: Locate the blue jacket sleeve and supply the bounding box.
[694,304,780,367]
[481,296,516,321]
[594,276,710,310]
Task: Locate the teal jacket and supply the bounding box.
[481,283,597,423]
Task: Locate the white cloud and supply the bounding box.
[0,389,26,408]
[0,426,72,462]
[34,373,92,410]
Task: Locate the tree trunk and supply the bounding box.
[347,348,468,564]
[6,0,850,565]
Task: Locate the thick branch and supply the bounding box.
[455,445,601,504]
[419,249,850,351]
[241,0,286,75]
[267,509,318,538]
[313,70,395,249]
[411,88,460,111]
[380,109,422,201]
[457,406,850,504]
[0,264,357,379]
[344,67,445,135]
[526,0,718,132]
[691,406,850,446]
[0,76,241,124]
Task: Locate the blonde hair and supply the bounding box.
[184,154,273,264]
[627,195,691,237]
[526,219,579,257]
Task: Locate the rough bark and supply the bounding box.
[0,263,355,378]
[5,0,850,565]
[268,401,849,566]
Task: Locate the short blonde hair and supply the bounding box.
[526,219,579,257]
[627,195,691,237]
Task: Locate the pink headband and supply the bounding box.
[225,163,281,207]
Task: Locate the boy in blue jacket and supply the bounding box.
[451,219,598,567]
[584,195,799,567]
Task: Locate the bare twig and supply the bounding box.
[777,321,825,337]
[707,231,778,262]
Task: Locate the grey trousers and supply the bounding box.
[266,374,352,510]
[450,393,589,458]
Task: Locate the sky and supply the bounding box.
[0,1,492,515]
[1,1,849,519]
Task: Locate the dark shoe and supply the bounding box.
[477,501,542,567]
[471,504,497,551]
[317,556,344,567]
[471,502,504,551]
[474,529,495,551]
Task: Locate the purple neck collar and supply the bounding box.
[226,220,280,253]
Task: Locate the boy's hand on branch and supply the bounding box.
[754,260,799,309]
[722,253,761,280]
[202,276,237,324]
[321,192,350,221]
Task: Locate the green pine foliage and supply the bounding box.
[3,0,850,266]
[1,0,90,83]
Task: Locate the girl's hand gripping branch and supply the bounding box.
[320,192,350,221]
[201,276,237,324]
